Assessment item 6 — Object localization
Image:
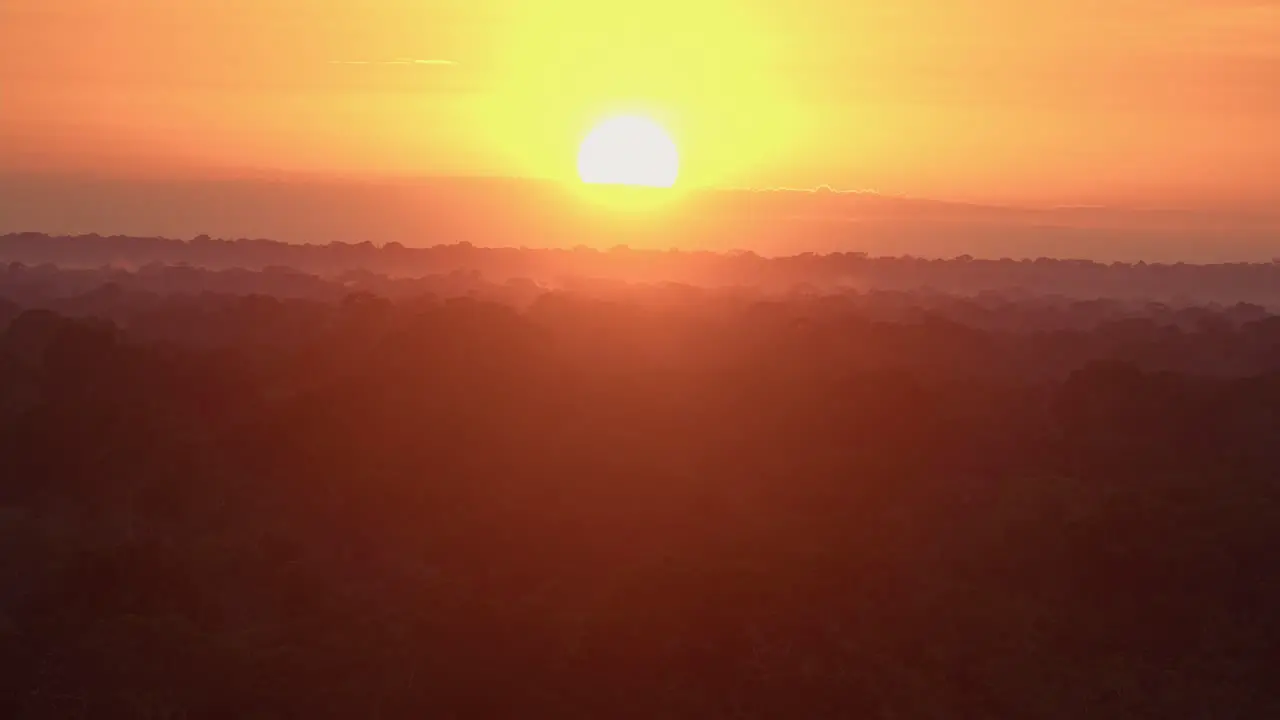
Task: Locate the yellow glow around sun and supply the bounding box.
[577,116,679,188]
[477,1,809,189]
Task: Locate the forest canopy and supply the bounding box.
[1,239,1279,717]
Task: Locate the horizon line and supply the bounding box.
[2,167,1274,216]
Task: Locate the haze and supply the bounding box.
[8,3,1280,716]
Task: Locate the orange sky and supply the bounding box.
[2,0,1278,206]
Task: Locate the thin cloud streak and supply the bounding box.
[329,58,458,66]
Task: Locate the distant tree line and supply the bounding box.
[7,232,1280,305]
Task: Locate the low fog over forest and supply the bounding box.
[2,235,1280,717]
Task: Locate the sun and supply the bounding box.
[577,115,679,188]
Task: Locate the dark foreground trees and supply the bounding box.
[1,291,1279,718]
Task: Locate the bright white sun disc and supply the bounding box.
[577,116,679,188]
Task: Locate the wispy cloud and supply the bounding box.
[329,58,458,67]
